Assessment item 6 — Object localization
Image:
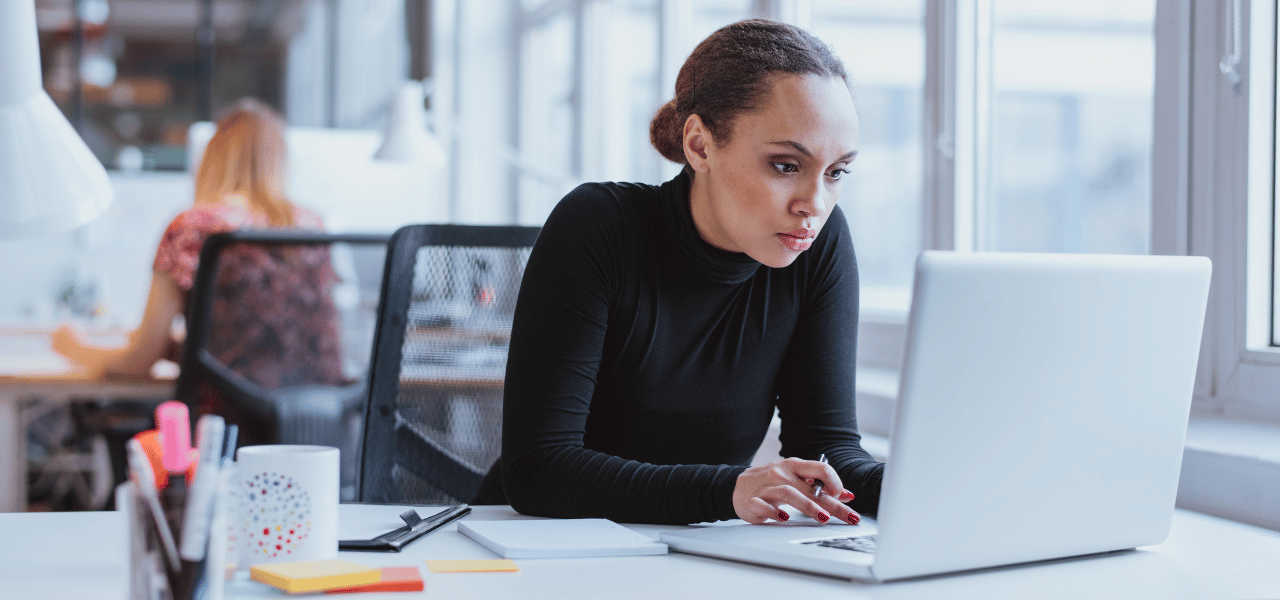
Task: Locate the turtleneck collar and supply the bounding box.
[658,168,761,285]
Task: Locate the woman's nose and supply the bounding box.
[793,179,829,218]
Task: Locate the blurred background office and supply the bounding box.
[6,0,1277,533]
[0,0,1155,333]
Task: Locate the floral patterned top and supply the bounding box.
[152,200,324,295]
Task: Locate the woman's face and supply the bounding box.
[686,73,860,269]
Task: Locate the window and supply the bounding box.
[810,0,1155,314]
[517,5,577,223]
[812,0,926,298]
[843,0,1156,384]
[984,0,1154,255]
[436,0,1277,426]
[510,0,751,224]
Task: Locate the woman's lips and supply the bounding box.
[778,229,816,252]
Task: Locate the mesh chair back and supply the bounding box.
[359,224,539,505]
[175,230,388,500]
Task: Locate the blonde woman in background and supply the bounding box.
[53,98,326,378]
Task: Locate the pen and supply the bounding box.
[812,454,828,498]
[220,424,238,465]
[178,415,226,600]
[180,415,225,561]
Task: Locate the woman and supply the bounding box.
[53,99,327,381]
[494,19,883,526]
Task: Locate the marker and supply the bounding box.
[812,454,828,498]
[134,429,169,491]
[156,401,193,536]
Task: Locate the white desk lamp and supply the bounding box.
[374,80,446,168]
[0,0,113,239]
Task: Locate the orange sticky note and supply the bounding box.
[325,566,424,594]
[424,559,519,573]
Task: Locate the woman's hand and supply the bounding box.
[51,324,86,360]
[733,457,860,525]
[51,324,110,376]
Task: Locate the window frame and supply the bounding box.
[1184,0,1280,424]
[853,0,990,401]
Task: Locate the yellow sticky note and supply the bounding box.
[425,559,520,573]
[250,559,381,593]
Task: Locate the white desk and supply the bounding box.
[4,505,1279,600]
[0,328,174,512]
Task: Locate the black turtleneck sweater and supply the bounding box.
[499,170,884,525]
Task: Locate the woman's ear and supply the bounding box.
[683,114,711,173]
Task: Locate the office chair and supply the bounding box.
[358,224,540,505]
[174,230,388,500]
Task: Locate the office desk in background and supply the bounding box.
[0,327,173,512]
[4,504,1279,599]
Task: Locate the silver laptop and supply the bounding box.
[660,251,1212,581]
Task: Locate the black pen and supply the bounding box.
[813,454,828,498]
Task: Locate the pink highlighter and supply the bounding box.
[155,401,194,533]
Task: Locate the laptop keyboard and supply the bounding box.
[802,535,877,554]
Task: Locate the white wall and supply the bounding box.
[0,172,190,328]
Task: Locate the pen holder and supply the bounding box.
[119,482,173,600]
[120,465,238,600]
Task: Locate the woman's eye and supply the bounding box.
[827,168,851,181]
[771,162,800,174]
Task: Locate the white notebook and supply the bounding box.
[458,519,668,559]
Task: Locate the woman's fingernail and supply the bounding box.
[846,512,860,525]
[816,511,830,523]
[839,490,856,502]
[777,510,790,522]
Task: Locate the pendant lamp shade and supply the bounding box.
[374,81,446,168]
[0,1,113,238]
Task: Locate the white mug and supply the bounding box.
[235,445,339,566]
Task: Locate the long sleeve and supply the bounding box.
[501,184,744,525]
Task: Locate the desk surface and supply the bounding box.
[4,505,1279,600]
[0,327,178,382]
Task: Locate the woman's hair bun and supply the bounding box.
[649,99,686,165]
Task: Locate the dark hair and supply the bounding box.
[649,19,848,165]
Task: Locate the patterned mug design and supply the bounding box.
[240,471,313,559]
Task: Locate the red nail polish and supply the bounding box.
[777,510,790,522]
[846,513,860,525]
[816,512,830,523]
